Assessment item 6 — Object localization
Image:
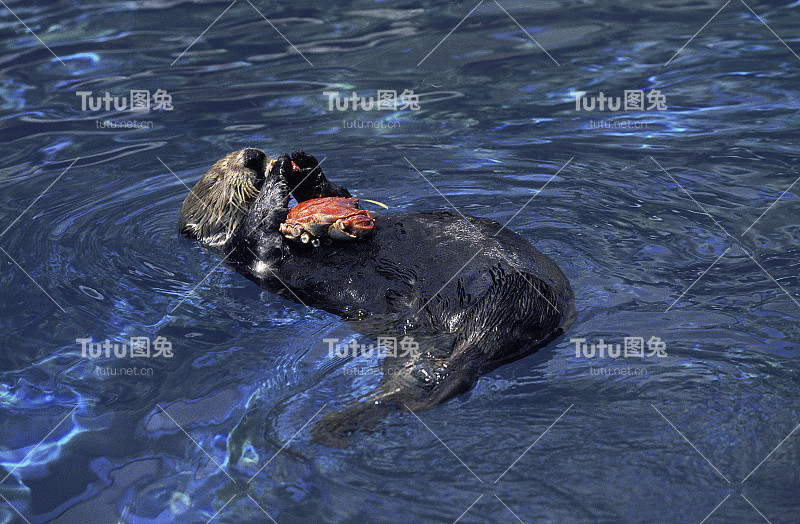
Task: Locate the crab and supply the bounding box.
[279,197,375,247]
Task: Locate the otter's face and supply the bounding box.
[178,148,270,247]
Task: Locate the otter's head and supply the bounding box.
[178,148,270,248]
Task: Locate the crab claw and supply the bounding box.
[279,223,300,240]
[300,231,312,244]
[328,214,375,241]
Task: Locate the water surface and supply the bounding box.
[0,1,799,522]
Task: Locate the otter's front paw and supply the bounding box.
[276,150,351,201]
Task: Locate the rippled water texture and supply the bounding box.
[0,0,799,522]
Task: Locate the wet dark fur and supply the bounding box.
[179,149,575,446]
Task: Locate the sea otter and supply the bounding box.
[178,148,574,446]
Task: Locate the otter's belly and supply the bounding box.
[269,212,572,323]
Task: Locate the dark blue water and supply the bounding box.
[1,1,798,522]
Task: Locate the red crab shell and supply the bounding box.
[279,197,375,245]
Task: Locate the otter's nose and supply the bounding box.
[243,148,266,172]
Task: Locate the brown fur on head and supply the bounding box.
[178,148,272,247]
